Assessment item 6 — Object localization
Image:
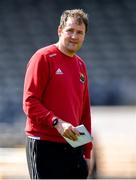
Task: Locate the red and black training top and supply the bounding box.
[23,44,92,159]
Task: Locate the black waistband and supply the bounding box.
[27,137,84,156]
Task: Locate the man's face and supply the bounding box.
[58,17,86,56]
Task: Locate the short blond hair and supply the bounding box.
[59,9,88,33]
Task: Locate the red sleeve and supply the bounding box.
[23,51,55,127]
[81,67,93,159]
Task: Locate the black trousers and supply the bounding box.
[26,137,88,179]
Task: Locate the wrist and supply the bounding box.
[53,119,64,135]
[52,118,59,127]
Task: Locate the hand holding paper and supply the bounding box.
[63,124,93,148]
[54,119,93,147]
[54,119,80,141]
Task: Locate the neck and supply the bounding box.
[55,42,75,57]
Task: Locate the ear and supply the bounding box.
[58,26,62,37]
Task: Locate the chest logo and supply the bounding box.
[56,68,64,75]
[80,73,85,83]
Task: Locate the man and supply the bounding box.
[23,9,92,179]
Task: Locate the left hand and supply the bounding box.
[85,158,91,178]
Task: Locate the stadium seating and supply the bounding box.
[0,0,136,123]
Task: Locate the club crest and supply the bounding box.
[80,73,85,83]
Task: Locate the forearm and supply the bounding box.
[23,95,56,127]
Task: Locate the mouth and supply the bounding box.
[69,41,78,46]
[69,41,78,44]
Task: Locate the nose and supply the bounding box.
[71,32,78,39]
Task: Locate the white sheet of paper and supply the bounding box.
[63,124,93,148]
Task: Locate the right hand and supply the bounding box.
[54,119,80,141]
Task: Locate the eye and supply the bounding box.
[66,29,74,33]
[77,30,84,35]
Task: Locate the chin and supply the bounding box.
[68,47,79,52]
[67,49,77,54]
